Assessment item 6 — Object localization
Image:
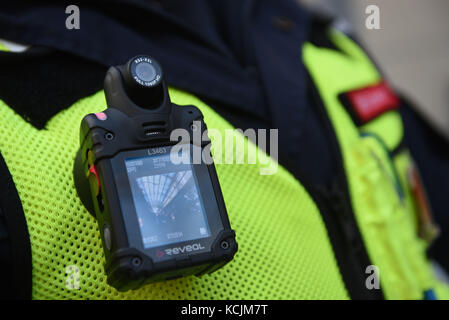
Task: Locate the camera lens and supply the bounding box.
[128,56,162,88]
[121,55,165,109]
[135,62,157,83]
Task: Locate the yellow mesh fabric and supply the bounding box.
[0,89,348,300]
[303,30,449,299]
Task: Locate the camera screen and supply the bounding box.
[125,150,210,249]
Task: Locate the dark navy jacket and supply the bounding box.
[0,0,447,299]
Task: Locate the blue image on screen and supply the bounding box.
[125,152,210,249]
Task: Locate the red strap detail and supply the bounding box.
[345,81,400,124]
[89,164,101,192]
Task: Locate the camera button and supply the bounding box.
[95,112,107,121]
[103,225,112,251]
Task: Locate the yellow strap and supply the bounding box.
[303,29,446,299]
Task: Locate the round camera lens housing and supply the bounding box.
[128,56,163,88]
[121,55,165,109]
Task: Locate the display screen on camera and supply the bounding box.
[125,149,211,249]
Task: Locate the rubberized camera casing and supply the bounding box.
[73,57,237,291]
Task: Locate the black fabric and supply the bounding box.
[0,0,272,128]
[0,153,32,300]
[400,99,449,273]
[0,207,13,299]
[307,13,342,53]
[0,47,105,129]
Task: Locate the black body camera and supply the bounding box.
[73,55,237,291]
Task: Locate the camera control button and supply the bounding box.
[95,112,107,121]
[103,225,112,251]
